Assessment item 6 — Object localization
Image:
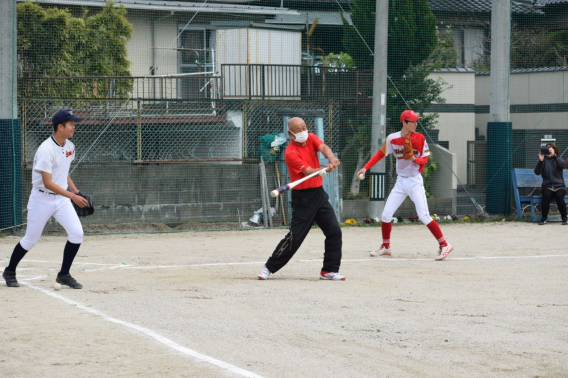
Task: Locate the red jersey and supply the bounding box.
[284,133,324,190]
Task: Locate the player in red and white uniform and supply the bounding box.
[3,109,88,288]
[357,110,454,260]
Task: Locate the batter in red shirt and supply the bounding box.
[258,117,345,281]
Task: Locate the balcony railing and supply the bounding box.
[221,64,373,101]
[18,65,373,102]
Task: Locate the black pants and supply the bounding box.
[266,187,342,274]
[541,187,567,220]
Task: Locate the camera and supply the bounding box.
[540,146,551,156]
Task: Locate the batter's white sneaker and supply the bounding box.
[436,243,454,261]
[320,271,346,281]
[370,246,392,257]
[257,265,271,280]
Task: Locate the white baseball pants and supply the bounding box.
[381,174,433,225]
[20,189,84,251]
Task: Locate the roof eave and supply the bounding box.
[17,0,301,16]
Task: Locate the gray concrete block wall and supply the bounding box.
[21,163,268,225]
[20,162,456,227]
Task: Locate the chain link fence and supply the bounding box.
[3,0,568,232]
[17,97,340,227]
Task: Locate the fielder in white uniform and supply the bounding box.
[3,110,89,288]
[357,110,454,261]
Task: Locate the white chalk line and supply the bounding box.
[84,253,568,272]
[21,281,266,378]
[16,254,568,275]
[22,275,48,281]
[23,259,120,266]
[7,261,265,275]
[324,254,568,263]
[82,261,267,273]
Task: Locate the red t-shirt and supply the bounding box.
[285,133,324,190]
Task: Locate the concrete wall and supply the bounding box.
[429,144,457,208]
[22,163,277,226]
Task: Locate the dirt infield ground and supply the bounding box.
[1,222,567,378]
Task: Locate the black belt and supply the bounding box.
[39,189,56,195]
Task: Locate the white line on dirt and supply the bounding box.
[16,254,568,276]
[83,261,267,273]
[21,275,48,281]
[20,281,266,378]
[317,254,568,263]
[73,254,568,273]
[24,259,120,266]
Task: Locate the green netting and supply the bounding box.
[3,0,568,234]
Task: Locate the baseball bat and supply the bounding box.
[270,167,328,197]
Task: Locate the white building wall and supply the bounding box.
[125,13,178,98]
[427,71,476,184]
[215,29,249,66]
[247,28,301,65]
[475,70,568,134]
[154,20,178,76]
[216,28,301,99]
[126,14,153,77]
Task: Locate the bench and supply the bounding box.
[511,168,568,221]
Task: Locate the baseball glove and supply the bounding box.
[403,133,414,160]
[71,192,95,217]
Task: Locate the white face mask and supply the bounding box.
[291,130,308,143]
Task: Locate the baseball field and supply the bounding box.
[1,221,567,378]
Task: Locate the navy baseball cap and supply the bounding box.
[52,109,83,127]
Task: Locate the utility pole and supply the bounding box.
[486,0,512,214]
[369,0,389,219]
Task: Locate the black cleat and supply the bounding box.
[3,269,20,287]
[56,274,83,289]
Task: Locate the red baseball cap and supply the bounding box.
[400,110,421,123]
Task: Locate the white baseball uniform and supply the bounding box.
[20,135,83,251]
[364,131,432,225]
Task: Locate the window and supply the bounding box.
[178,27,216,99]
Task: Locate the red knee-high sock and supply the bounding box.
[427,220,447,247]
[381,221,392,248]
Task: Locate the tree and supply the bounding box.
[342,0,437,75]
[83,3,132,77]
[426,24,459,69]
[510,27,568,69]
[17,1,133,98]
[341,0,375,70]
[387,0,437,79]
[17,3,78,97]
[324,52,355,70]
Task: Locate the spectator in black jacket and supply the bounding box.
[535,143,567,225]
